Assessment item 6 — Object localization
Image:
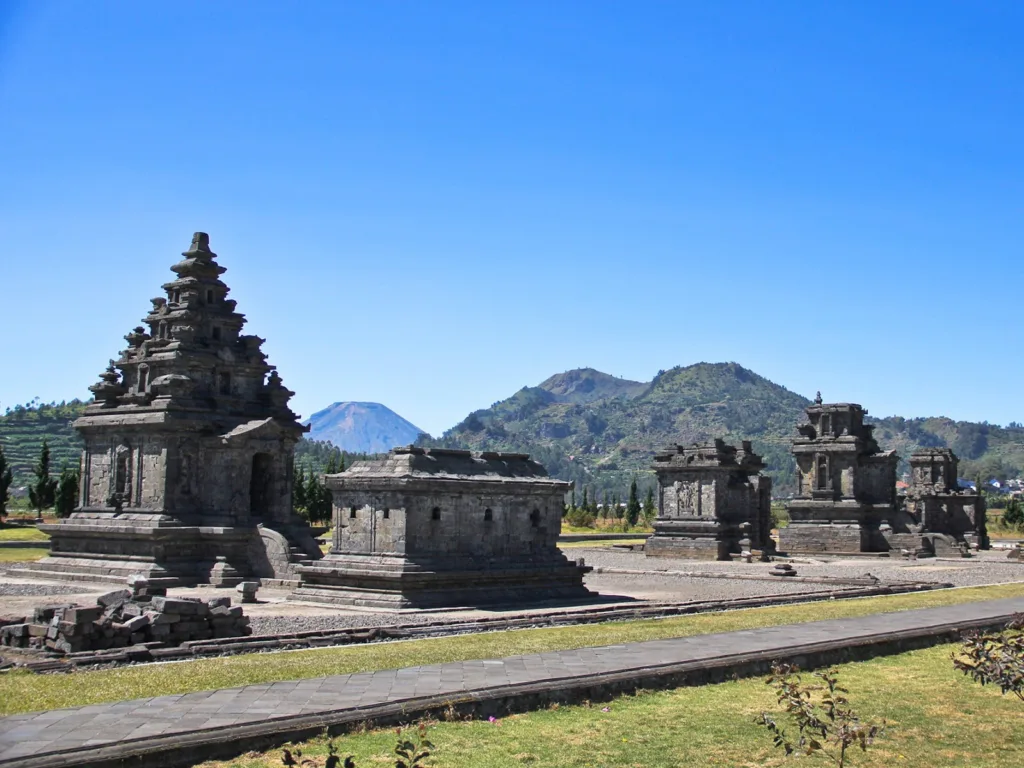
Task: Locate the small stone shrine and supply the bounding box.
[14,233,320,586]
[291,446,593,608]
[902,448,986,552]
[778,395,899,553]
[645,439,773,561]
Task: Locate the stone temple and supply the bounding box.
[778,396,899,554]
[902,448,987,553]
[645,439,773,561]
[14,233,321,586]
[291,446,593,608]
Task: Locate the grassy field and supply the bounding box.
[0,527,50,542]
[195,642,1024,768]
[0,548,48,562]
[558,539,648,549]
[3,582,1024,717]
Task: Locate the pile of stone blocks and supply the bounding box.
[0,579,251,655]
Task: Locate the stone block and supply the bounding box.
[123,615,151,633]
[145,611,180,625]
[236,582,260,603]
[122,602,145,617]
[206,596,232,609]
[97,589,132,608]
[32,606,59,623]
[65,606,104,624]
[150,597,209,616]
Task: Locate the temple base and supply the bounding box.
[291,554,594,609]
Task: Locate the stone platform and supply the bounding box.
[2,597,1022,768]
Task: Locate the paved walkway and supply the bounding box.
[2,597,1023,768]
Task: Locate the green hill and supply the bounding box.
[420,362,1024,497]
[0,400,88,486]
[4,366,1023,499]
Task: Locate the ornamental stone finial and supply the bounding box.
[814,391,823,405]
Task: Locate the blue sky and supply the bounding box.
[1,1,1021,436]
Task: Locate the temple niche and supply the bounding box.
[778,396,899,554]
[291,446,593,608]
[14,233,321,586]
[645,439,773,561]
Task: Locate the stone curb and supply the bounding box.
[1,610,1015,768]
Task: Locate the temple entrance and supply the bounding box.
[250,453,273,518]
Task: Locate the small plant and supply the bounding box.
[394,722,433,768]
[952,614,1024,701]
[756,662,884,767]
[281,734,355,768]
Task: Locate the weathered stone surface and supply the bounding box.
[11,233,322,587]
[778,397,899,554]
[97,589,132,608]
[292,446,592,608]
[646,439,773,561]
[902,448,987,552]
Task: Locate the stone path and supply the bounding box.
[2,596,1022,768]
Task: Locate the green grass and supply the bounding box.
[0,547,48,562]
[3,582,1024,717]
[559,539,647,549]
[196,642,1024,768]
[0,527,50,542]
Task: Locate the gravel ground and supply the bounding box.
[247,612,468,635]
[0,583,87,598]
[575,547,1024,590]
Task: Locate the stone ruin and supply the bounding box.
[778,397,899,554]
[291,446,593,608]
[645,439,774,561]
[0,577,251,655]
[12,233,321,586]
[778,395,987,555]
[901,448,986,554]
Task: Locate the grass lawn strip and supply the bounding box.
[2,581,1023,716]
[0,527,50,542]
[0,547,48,562]
[195,642,1024,768]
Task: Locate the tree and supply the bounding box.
[28,439,57,515]
[626,477,641,527]
[54,464,80,518]
[293,466,308,513]
[0,444,12,521]
[1003,498,1024,528]
[642,487,656,526]
[305,472,333,525]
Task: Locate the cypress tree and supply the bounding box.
[0,444,12,520]
[293,466,308,512]
[626,477,641,527]
[28,439,57,514]
[642,487,656,526]
[54,464,80,518]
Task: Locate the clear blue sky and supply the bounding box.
[1,1,1021,436]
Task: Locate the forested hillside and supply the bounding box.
[0,400,87,485]
[4,365,1023,500]
[420,363,1024,498]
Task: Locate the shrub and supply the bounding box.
[952,614,1024,701]
[756,662,884,767]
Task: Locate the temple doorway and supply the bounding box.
[250,453,273,518]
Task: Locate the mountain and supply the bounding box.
[303,402,427,454]
[420,363,1024,497]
